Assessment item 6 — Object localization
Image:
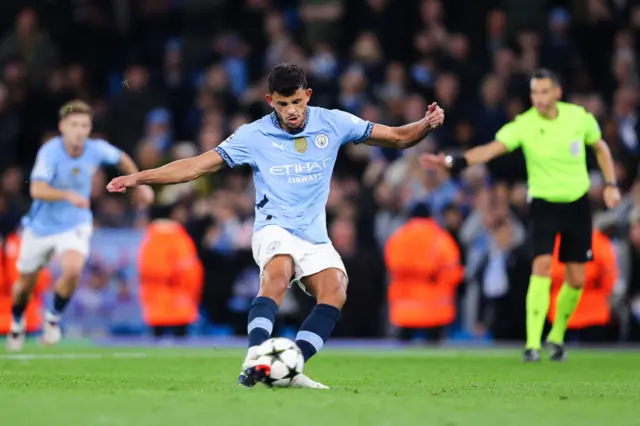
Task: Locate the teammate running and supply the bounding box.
[422,69,620,362]
[7,100,154,351]
[107,64,445,388]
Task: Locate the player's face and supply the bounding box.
[530,78,561,115]
[59,113,92,156]
[266,88,312,131]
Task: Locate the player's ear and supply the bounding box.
[555,86,563,100]
[265,93,274,108]
[305,88,312,100]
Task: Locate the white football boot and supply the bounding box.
[6,319,25,352]
[238,346,269,387]
[290,373,330,389]
[41,311,62,346]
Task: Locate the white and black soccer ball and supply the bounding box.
[255,337,304,388]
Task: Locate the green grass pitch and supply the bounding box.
[1,345,638,426]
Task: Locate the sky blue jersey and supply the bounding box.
[214,106,374,244]
[23,137,123,236]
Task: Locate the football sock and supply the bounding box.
[247,296,278,347]
[50,292,71,318]
[295,304,340,362]
[11,302,27,326]
[525,275,551,350]
[547,284,583,344]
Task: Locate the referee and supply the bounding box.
[423,69,621,362]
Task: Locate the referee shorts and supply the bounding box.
[529,193,593,263]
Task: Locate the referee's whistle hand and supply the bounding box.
[420,153,447,169]
[604,186,622,209]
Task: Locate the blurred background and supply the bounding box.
[1,0,640,344]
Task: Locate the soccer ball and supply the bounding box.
[255,337,304,387]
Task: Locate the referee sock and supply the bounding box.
[295,304,341,362]
[247,296,278,348]
[547,284,583,344]
[526,275,551,350]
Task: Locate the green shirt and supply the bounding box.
[495,101,602,203]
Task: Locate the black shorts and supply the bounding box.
[529,193,593,263]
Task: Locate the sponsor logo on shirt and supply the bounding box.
[269,157,332,184]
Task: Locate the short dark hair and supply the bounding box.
[59,100,93,120]
[268,64,308,96]
[531,68,561,87]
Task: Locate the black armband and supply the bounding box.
[444,154,468,174]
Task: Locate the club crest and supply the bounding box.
[267,241,281,254]
[314,134,329,149]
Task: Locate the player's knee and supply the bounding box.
[60,263,84,285]
[532,255,552,277]
[60,251,86,284]
[260,255,295,300]
[60,267,82,285]
[260,273,290,297]
[13,273,39,301]
[315,271,348,309]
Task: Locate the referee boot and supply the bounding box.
[522,348,541,363]
[545,341,567,362]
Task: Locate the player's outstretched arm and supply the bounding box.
[30,181,77,202]
[421,141,508,173]
[114,151,155,205]
[364,102,445,149]
[106,150,225,193]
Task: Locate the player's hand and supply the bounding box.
[132,185,155,207]
[425,102,445,130]
[65,192,90,209]
[107,174,139,193]
[419,152,449,170]
[604,186,621,209]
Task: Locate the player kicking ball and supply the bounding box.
[7,100,154,351]
[107,64,445,388]
[422,69,621,362]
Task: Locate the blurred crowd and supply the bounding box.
[1,0,640,342]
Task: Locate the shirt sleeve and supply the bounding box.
[214,126,253,168]
[94,139,123,166]
[495,120,522,151]
[331,109,374,145]
[30,146,56,183]
[584,112,602,145]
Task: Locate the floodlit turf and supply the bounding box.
[1,345,639,426]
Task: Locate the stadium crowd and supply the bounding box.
[1,0,640,342]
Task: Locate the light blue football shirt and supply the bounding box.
[215,106,373,244]
[23,137,123,236]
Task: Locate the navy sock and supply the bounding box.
[11,303,27,324]
[247,296,278,347]
[51,293,71,317]
[295,304,341,362]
